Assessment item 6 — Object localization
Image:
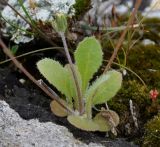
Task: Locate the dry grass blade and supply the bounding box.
[103,0,142,73]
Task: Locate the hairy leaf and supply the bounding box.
[65,64,82,109]
[37,58,72,102]
[86,70,122,105]
[67,115,99,131]
[74,37,103,94]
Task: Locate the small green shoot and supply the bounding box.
[10,45,19,55]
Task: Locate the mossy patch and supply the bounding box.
[143,18,160,33]
[143,114,160,147]
[126,44,160,88]
[109,80,149,110]
[127,45,160,70]
[108,80,150,126]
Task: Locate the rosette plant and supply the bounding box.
[37,14,122,132]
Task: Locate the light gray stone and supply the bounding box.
[0,100,103,147]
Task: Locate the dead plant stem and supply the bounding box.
[103,0,142,73]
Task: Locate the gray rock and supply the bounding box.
[0,100,103,147]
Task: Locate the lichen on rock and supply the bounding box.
[1,0,76,44]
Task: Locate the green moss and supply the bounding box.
[110,80,149,107]
[108,80,150,123]
[131,17,160,43]
[127,44,160,88]
[73,0,91,19]
[137,71,160,88]
[143,18,160,24]
[143,114,160,147]
[143,18,160,32]
[109,102,128,114]
[128,45,160,69]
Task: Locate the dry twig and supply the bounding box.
[103,0,142,73]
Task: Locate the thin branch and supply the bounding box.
[0,38,74,114]
[78,24,139,32]
[0,47,63,64]
[103,0,142,73]
[37,79,60,99]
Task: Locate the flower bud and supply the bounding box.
[149,89,159,101]
[52,13,68,33]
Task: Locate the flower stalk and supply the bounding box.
[53,13,84,114]
[59,32,84,114]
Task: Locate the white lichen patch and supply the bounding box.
[1,0,75,44]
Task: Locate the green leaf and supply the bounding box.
[74,36,103,94]
[37,58,73,103]
[65,64,82,109]
[67,115,99,131]
[86,70,122,105]
[11,45,19,55]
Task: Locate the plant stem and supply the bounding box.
[18,0,36,25]
[59,32,83,114]
[37,79,60,98]
[0,38,74,114]
[103,0,142,73]
[79,24,139,32]
[0,47,63,64]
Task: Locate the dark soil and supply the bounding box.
[0,66,138,147]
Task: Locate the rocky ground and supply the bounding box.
[0,0,160,147]
[0,67,138,147]
[0,101,103,147]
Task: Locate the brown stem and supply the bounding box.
[103,0,142,73]
[0,38,74,114]
[59,32,83,114]
[37,79,60,98]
